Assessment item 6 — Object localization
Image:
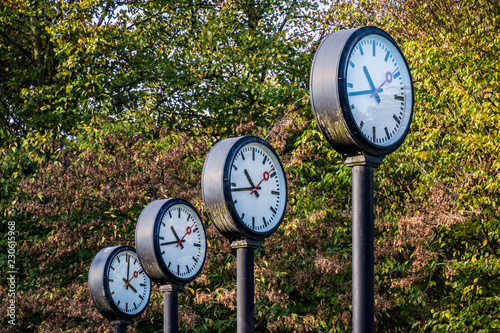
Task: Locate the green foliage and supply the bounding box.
[1,0,500,332]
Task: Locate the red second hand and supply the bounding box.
[176,221,197,248]
[251,167,275,195]
[125,269,142,286]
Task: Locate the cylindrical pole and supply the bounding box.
[160,284,184,333]
[351,165,374,333]
[165,290,178,333]
[237,246,255,333]
[231,239,261,333]
[113,324,127,333]
[110,319,131,333]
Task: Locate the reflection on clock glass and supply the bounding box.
[157,204,206,279]
[107,250,150,315]
[346,34,412,147]
[229,142,286,234]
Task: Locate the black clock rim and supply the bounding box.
[222,136,288,240]
[90,245,151,321]
[152,198,207,285]
[338,26,414,155]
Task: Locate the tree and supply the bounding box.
[1,0,500,332]
[0,0,319,331]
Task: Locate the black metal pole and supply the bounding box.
[351,165,374,333]
[238,247,254,333]
[160,283,184,333]
[113,324,127,333]
[165,290,178,333]
[110,319,131,333]
[231,239,262,333]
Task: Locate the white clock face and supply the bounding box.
[157,204,206,280]
[346,33,412,147]
[229,142,287,234]
[107,250,151,316]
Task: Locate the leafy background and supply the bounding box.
[1,0,499,332]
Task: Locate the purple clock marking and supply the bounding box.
[370,68,400,99]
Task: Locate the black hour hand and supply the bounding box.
[363,65,381,103]
[243,169,259,198]
[170,226,184,249]
[122,278,137,293]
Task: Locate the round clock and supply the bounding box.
[135,198,207,285]
[310,26,414,157]
[89,245,151,321]
[202,136,288,241]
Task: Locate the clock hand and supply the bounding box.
[170,226,184,249]
[370,68,398,99]
[123,269,143,293]
[176,221,197,248]
[161,239,185,246]
[122,277,138,293]
[363,66,376,90]
[362,66,381,103]
[231,186,262,192]
[244,169,259,198]
[251,166,275,195]
[124,270,140,285]
[348,88,383,97]
[126,254,130,290]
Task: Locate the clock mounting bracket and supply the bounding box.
[343,152,384,168]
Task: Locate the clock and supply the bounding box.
[89,245,151,321]
[135,198,207,285]
[310,26,414,158]
[202,136,287,241]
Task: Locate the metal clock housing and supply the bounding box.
[202,136,288,241]
[310,26,414,157]
[135,198,207,285]
[89,245,151,321]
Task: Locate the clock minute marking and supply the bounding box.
[385,127,391,140]
[384,51,391,62]
[393,114,401,125]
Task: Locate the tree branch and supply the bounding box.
[0,29,32,60]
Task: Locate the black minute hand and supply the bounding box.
[161,240,185,246]
[126,256,130,290]
[231,186,261,192]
